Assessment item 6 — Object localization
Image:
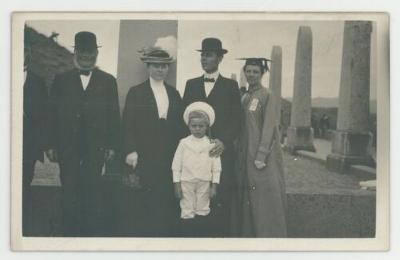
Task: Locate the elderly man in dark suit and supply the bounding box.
[23,28,49,236]
[47,31,121,236]
[182,38,242,237]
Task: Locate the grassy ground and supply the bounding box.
[31,150,374,196]
[283,152,373,195]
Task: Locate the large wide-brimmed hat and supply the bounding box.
[73,31,101,51]
[197,38,228,54]
[183,101,215,127]
[139,47,174,64]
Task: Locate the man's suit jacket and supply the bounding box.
[48,68,121,163]
[182,75,242,149]
[23,71,48,163]
[122,79,184,180]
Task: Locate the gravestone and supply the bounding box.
[286,26,315,153]
[327,21,374,173]
[269,45,282,126]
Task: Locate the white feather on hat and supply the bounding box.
[154,35,177,60]
[184,102,215,127]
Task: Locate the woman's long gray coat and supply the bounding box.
[236,86,287,237]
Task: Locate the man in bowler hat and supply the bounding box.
[47,31,121,236]
[182,38,241,237]
[22,27,49,236]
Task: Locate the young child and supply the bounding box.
[172,101,221,221]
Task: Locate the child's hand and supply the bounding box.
[174,182,183,199]
[254,160,267,169]
[210,183,218,199]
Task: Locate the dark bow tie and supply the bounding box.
[79,70,91,76]
[204,77,215,83]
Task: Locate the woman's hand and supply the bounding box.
[104,149,115,162]
[127,173,141,189]
[46,149,58,163]
[254,160,267,169]
[209,139,224,157]
[125,151,138,170]
[174,182,183,199]
[209,183,218,199]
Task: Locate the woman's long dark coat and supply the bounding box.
[122,79,185,237]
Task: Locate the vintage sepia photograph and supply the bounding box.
[10,12,389,251]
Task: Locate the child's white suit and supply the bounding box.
[172,135,221,219]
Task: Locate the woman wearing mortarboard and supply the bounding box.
[235,58,287,237]
[121,43,185,237]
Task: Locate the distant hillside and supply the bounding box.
[285,97,377,114]
[311,97,338,108]
[279,97,376,136]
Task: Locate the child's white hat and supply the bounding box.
[183,101,215,127]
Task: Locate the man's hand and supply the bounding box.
[104,149,115,162]
[254,160,267,170]
[126,151,138,170]
[209,183,218,199]
[209,139,224,157]
[174,182,183,199]
[45,149,58,163]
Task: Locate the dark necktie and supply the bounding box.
[204,78,215,83]
[79,70,91,76]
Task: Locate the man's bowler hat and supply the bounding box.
[197,38,228,54]
[74,31,101,51]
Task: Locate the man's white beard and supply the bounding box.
[73,55,97,71]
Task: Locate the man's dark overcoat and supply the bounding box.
[23,71,48,163]
[23,71,48,236]
[48,68,121,236]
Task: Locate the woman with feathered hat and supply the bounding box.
[122,41,185,237]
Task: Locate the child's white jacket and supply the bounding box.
[172,135,221,183]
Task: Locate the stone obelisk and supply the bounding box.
[269,45,283,126]
[327,21,374,173]
[286,26,315,153]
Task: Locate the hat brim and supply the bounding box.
[183,102,215,127]
[196,49,228,54]
[73,45,102,50]
[140,57,174,64]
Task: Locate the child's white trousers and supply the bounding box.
[180,180,210,219]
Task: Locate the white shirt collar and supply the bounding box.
[204,71,219,80]
[189,135,208,142]
[149,76,165,88]
[185,135,211,152]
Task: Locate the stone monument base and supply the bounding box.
[326,130,375,173]
[286,126,316,154]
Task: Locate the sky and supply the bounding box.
[26,19,377,99]
[176,20,377,99]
